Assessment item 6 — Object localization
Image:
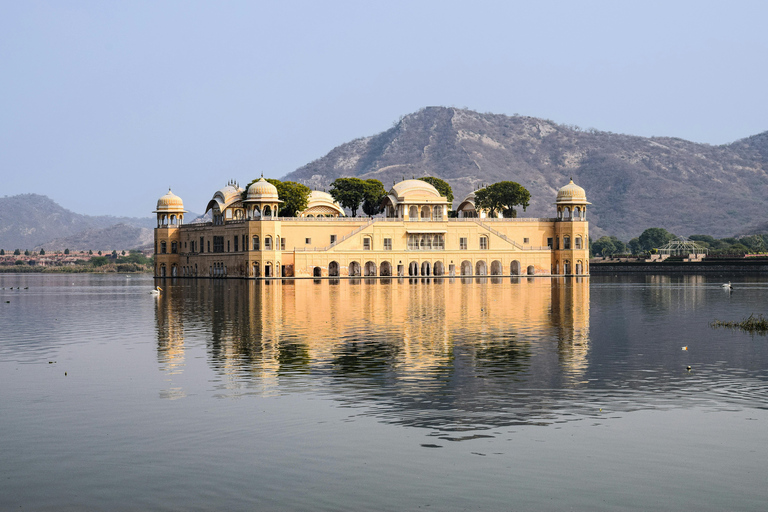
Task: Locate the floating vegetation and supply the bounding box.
[711,314,768,335]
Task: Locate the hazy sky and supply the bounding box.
[2,0,767,217]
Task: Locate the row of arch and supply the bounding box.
[556,205,586,220]
[310,260,538,277]
[554,260,586,275]
[157,214,184,227]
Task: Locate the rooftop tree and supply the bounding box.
[474,181,531,218]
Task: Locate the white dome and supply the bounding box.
[246,178,279,201]
[154,189,185,212]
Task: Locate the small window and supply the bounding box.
[547,237,553,249]
[363,237,371,250]
[265,237,272,250]
[253,236,260,251]
[564,236,571,250]
[227,240,230,252]
[305,238,311,244]
[575,237,582,249]
[171,242,178,254]
[161,241,167,254]
[480,237,488,250]
[460,237,467,250]
[234,236,238,252]
[523,238,529,244]
[383,238,392,250]
[200,237,204,253]
[281,238,286,250]
[330,235,337,244]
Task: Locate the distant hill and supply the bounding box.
[36,223,154,252]
[283,107,768,240]
[0,194,157,250]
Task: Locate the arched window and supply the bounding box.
[575,236,582,249]
[409,206,418,221]
[264,205,272,217]
[432,206,442,220]
[253,236,260,250]
[564,236,571,250]
[264,236,272,250]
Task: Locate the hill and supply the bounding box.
[283,107,768,240]
[0,194,157,250]
[36,224,154,252]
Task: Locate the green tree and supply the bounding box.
[121,250,126,256]
[361,179,387,217]
[591,236,616,257]
[637,228,675,253]
[329,177,369,217]
[727,243,750,255]
[64,248,70,255]
[111,250,118,258]
[14,249,20,255]
[88,250,93,255]
[474,181,531,218]
[98,251,102,256]
[39,249,45,255]
[90,256,109,267]
[265,179,311,217]
[24,249,30,256]
[739,235,766,253]
[418,177,454,203]
[0,249,4,255]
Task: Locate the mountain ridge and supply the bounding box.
[283,107,768,240]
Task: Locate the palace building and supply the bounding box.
[153,178,590,278]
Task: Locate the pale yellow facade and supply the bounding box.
[154,179,591,279]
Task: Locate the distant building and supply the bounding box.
[153,178,590,278]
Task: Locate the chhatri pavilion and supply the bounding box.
[153,178,590,278]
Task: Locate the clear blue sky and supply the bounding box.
[2,0,767,217]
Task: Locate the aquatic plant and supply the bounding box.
[710,314,768,335]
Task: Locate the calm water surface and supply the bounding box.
[1,273,767,511]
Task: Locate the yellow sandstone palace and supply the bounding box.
[153,178,590,278]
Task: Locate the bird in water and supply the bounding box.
[149,286,162,295]
[722,281,733,291]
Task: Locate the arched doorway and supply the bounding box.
[527,265,535,275]
[575,260,583,274]
[475,260,487,276]
[364,261,376,276]
[329,261,340,277]
[461,260,472,276]
[313,266,322,277]
[253,262,260,277]
[433,261,444,276]
[264,263,272,277]
[511,260,521,275]
[564,260,571,275]
[490,260,502,275]
[348,261,361,277]
[380,261,392,276]
[409,261,418,276]
[421,261,431,276]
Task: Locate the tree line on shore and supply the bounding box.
[0,249,153,273]
[591,228,768,258]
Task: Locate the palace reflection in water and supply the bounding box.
[156,277,589,427]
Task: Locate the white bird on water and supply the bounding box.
[722,281,733,290]
[149,286,162,295]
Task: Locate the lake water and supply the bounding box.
[1,273,767,511]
